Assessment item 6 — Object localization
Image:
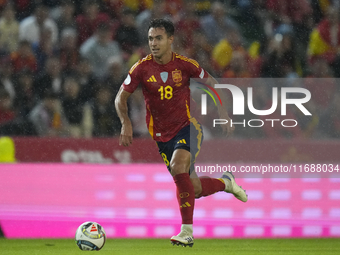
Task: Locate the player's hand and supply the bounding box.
[223,118,235,137]
[119,122,133,146]
[219,113,235,137]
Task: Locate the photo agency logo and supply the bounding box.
[196,80,312,128]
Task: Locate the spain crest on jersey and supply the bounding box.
[172,70,182,83]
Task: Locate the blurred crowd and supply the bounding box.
[0,0,339,139]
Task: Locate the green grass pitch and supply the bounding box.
[0,238,339,255]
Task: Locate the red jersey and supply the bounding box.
[122,52,208,142]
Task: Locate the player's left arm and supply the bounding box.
[115,86,133,146]
[186,56,234,136]
[205,73,235,136]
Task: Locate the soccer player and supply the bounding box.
[115,18,247,247]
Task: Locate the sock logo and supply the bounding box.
[179,192,190,198]
[180,202,191,208]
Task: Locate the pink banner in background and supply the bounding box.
[0,164,339,238]
[12,137,340,163]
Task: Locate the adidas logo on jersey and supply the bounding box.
[177,139,186,144]
[147,75,157,82]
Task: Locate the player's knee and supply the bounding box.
[170,161,189,176]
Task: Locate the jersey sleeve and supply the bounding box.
[186,58,209,80]
[122,60,142,93]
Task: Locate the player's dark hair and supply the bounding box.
[148,19,175,37]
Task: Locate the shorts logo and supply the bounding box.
[172,70,182,83]
[179,192,190,198]
[177,139,186,144]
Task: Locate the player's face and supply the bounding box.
[148,27,173,59]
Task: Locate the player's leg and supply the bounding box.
[219,171,248,202]
[170,148,195,226]
[190,171,224,198]
[189,171,202,197]
[169,148,195,247]
[189,118,248,201]
[188,118,220,198]
[191,172,248,202]
[156,130,195,247]
[188,119,228,199]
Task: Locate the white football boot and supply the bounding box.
[170,225,194,247]
[220,171,248,202]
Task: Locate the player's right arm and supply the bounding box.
[115,58,145,146]
[115,86,133,146]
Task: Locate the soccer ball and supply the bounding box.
[75,222,106,251]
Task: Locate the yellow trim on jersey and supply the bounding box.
[175,54,199,68]
[129,54,152,74]
[148,113,154,138]
[147,75,157,82]
[185,100,202,161]
[185,100,191,120]
[191,117,203,161]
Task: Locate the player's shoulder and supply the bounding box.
[129,54,153,74]
[174,53,200,69]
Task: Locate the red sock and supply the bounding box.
[198,176,225,198]
[173,173,195,224]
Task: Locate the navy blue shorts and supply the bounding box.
[156,118,203,175]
